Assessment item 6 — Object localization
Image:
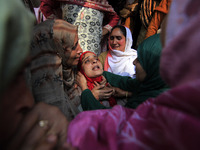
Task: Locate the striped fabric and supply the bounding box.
[140,0,161,29]
[29,19,82,120]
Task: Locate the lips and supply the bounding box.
[75,56,80,60]
[92,65,100,70]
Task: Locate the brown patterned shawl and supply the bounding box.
[29,19,82,120]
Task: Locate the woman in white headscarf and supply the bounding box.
[99,25,137,78]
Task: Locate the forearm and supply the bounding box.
[145,12,165,39]
[40,0,59,18]
[103,71,139,92]
[81,89,108,110]
[103,12,120,32]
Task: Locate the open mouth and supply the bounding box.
[92,65,100,70]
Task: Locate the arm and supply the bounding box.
[145,12,166,39]
[103,71,140,93]
[103,12,120,32]
[40,0,60,18]
[81,89,108,110]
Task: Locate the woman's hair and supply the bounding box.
[111,25,126,38]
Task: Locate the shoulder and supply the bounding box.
[98,51,108,67]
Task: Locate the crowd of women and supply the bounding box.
[1,0,200,149]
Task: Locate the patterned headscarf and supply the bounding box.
[30,19,81,119]
[0,0,34,95]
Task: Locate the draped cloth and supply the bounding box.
[0,0,34,95]
[125,34,168,108]
[104,27,137,78]
[78,51,117,107]
[57,0,115,13]
[140,0,161,29]
[29,19,82,120]
[67,0,200,149]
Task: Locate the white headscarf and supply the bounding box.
[107,26,137,78]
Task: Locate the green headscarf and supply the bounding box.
[126,34,168,108]
[0,0,34,95]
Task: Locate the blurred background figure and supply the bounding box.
[0,0,69,149]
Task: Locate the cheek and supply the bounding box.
[118,39,126,46]
[0,76,34,142]
[82,65,90,75]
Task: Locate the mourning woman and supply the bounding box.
[28,19,83,120]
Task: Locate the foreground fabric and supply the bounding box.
[67,0,200,149]
[68,83,200,150]
[0,0,34,95]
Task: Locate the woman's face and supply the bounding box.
[109,28,126,52]
[65,35,83,66]
[133,58,147,82]
[81,53,103,78]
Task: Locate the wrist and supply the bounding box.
[80,84,88,91]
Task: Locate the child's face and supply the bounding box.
[81,53,103,78]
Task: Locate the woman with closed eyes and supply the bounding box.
[98,25,137,78]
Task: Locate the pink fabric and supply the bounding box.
[160,0,200,87]
[68,81,200,149]
[67,0,200,149]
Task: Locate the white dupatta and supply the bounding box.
[108,27,137,78]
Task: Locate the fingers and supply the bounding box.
[100,75,107,85]
[27,134,58,150]
[20,123,52,150]
[6,109,48,150]
[34,103,68,145]
[93,81,105,89]
[93,81,100,87]
[99,88,113,100]
[76,72,88,90]
[4,103,69,150]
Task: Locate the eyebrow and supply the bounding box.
[82,56,90,62]
[82,55,97,62]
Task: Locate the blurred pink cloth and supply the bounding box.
[67,0,200,149]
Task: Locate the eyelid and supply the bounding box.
[72,41,78,50]
[116,36,122,40]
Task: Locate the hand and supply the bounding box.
[5,102,69,150]
[100,75,107,86]
[102,28,109,36]
[113,87,132,98]
[92,81,114,100]
[76,72,88,91]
